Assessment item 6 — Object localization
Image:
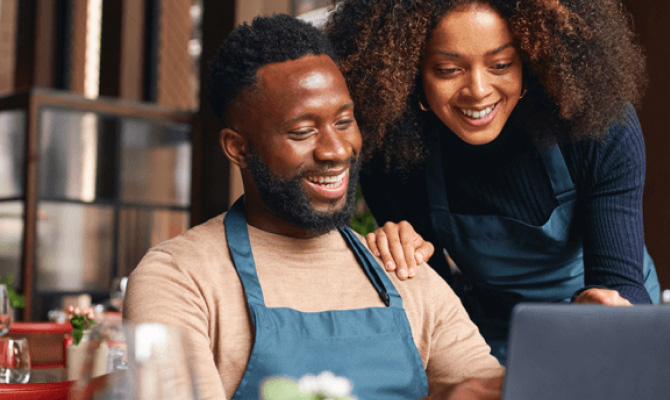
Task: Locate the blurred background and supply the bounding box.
[0,0,667,320]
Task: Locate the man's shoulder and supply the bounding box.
[347,229,456,304]
[133,212,231,277]
[394,263,455,302]
[152,213,228,255]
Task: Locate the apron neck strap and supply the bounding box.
[224,196,403,309]
[425,130,577,210]
[225,197,266,306]
[539,145,577,204]
[339,226,402,308]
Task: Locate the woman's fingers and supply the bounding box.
[397,221,427,277]
[366,221,436,280]
[365,232,381,257]
[574,288,633,306]
[387,221,414,279]
[368,228,400,275]
[412,233,435,266]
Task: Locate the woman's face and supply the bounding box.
[421,4,523,145]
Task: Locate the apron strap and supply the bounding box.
[426,131,578,211]
[224,196,404,309]
[224,197,266,307]
[539,145,577,204]
[339,226,403,308]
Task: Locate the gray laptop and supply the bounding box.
[503,303,670,400]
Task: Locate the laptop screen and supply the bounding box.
[503,303,670,400]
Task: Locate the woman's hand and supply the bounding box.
[365,221,435,280]
[574,288,632,306]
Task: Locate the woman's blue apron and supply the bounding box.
[225,197,428,399]
[424,135,660,364]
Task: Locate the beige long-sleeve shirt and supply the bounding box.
[124,214,502,399]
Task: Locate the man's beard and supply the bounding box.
[246,149,360,235]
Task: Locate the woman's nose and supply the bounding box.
[464,69,493,100]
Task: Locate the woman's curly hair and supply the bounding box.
[326,0,647,171]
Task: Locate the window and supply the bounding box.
[0,90,194,319]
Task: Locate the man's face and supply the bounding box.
[235,54,362,235]
[246,148,360,235]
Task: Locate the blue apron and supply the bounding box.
[225,197,428,399]
[424,134,660,364]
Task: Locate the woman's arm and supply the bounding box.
[567,104,651,304]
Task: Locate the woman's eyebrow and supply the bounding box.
[486,43,514,56]
[436,43,514,58]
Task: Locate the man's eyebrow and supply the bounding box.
[284,102,354,125]
[338,101,355,112]
[437,43,515,58]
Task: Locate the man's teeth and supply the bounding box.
[460,103,496,119]
[306,170,347,188]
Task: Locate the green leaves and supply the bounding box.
[0,275,25,309]
[68,308,97,346]
[349,184,377,236]
[72,328,84,345]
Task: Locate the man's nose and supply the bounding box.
[314,126,350,162]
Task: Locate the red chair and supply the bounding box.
[7,322,73,383]
[8,322,73,366]
[0,381,73,400]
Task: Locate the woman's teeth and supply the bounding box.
[460,103,496,119]
[306,170,347,188]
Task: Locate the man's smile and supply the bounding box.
[304,168,349,200]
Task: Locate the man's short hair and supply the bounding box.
[207,14,338,127]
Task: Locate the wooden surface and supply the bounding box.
[623,0,670,292]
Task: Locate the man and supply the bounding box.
[124,14,503,400]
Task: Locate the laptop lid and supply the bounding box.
[503,303,670,400]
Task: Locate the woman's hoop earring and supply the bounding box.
[519,87,527,99]
[419,99,431,112]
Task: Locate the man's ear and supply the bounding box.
[220,128,249,169]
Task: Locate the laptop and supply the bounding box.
[503,303,670,400]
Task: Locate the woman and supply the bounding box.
[327,0,660,361]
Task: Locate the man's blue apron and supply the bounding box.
[225,197,428,399]
[424,134,660,364]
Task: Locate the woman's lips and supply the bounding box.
[457,101,500,126]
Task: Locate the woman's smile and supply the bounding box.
[455,101,500,126]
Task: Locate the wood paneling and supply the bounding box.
[0,0,18,95]
[33,0,58,88]
[623,0,670,291]
[235,0,291,25]
[69,0,88,95]
[193,0,236,224]
[119,0,146,101]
